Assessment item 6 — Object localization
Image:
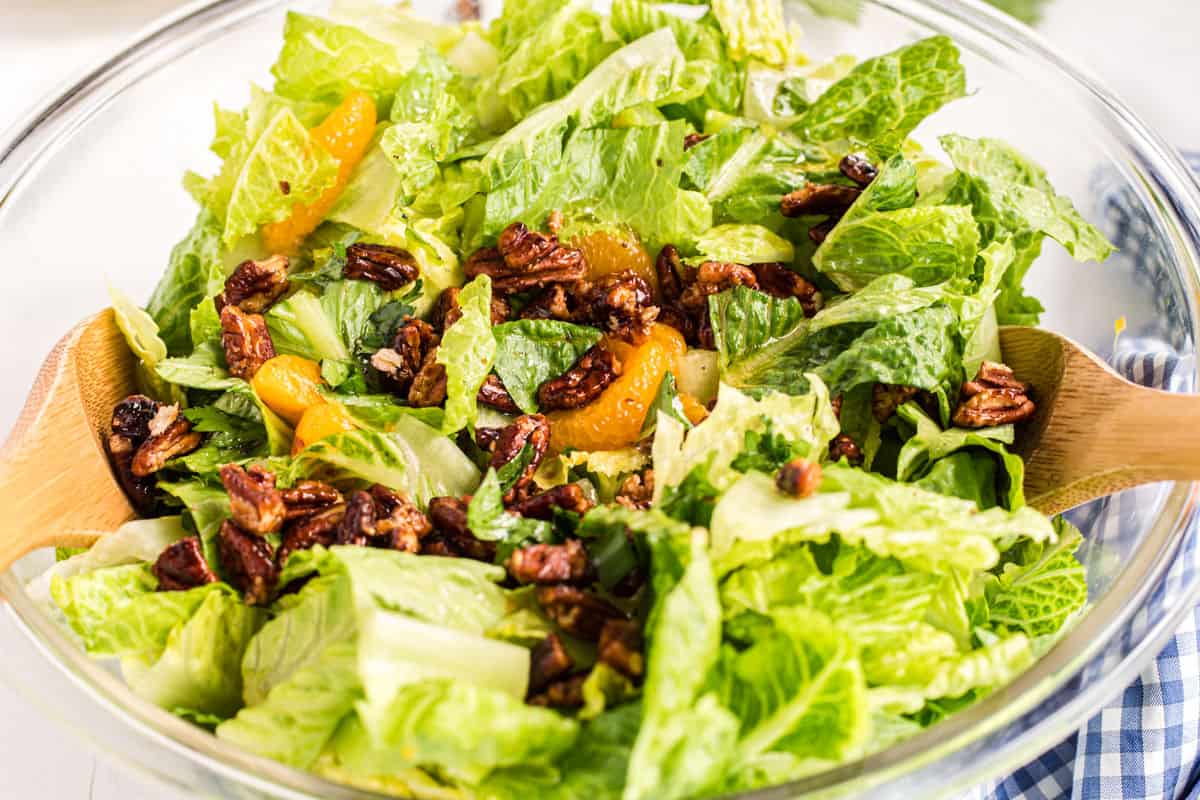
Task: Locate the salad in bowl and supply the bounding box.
[40,0,1114,797]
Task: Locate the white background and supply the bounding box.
[1,0,1199,797]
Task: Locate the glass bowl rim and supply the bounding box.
[3,0,1200,797]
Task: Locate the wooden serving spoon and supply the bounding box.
[0,311,137,573]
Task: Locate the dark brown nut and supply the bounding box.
[537,585,625,641]
[220,463,286,534]
[582,272,659,343]
[615,469,654,511]
[215,255,290,313]
[465,223,587,295]
[344,243,420,290]
[108,434,158,513]
[839,153,879,187]
[490,415,551,502]
[872,383,921,423]
[680,261,759,312]
[218,520,278,605]
[655,245,685,304]
[425,496,497,562]
[828,434,864,466]
[371,317,439,397]
[280,480,343,520]
[748,263,824,317]
[780,183,862,217]
[684,132,712,150]
[953,390,1036,428]
[508,539,591,585]
[475,426,503,453]
[277,503,344,566]
[131,415,202,477]
[529,633,574,693]
[776,458,822,498]
[370,485,432,553]
[519,284,578,322]
[111,394,160,442]
[808,217,838,244]
[220,305,276,380]
[456,0,480,20]
[433,287,464,331]
[407,351,448,407]
[527,673,587,709]
[537,346,621,411]
[509,484,594,520]
[152,537,217,591]
[146,402,180,437]
[478,374,522,414]
[831,394,843,420]
[429,496,469,536]
[967,360,1032,394]
[336,490,377,547]
[598,618,644,679]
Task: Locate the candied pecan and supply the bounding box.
[475,426,503,453]
[278,503,345,566]
[344,243,420,290]
[828,434,863,466]
[428,496,469,537]
[433,288,464,331]
[455,0,480,20]
[215,254,290,313]
[598,619,644,679]
[537,346,621,411]
[953,361,1036,428]
[839,153,879,187]
[582,272,659,342]
[146,402,179,437]
[108,435,157,513]
[407,351,448,407]
[425,496,497,561]
[519,284,577,322]
[509,539,591,585]
[220,463,286,534]
[218,520,278,605]
[280,480,343,520]
[370,485,432,553]
[378,318,439,390]
[537,585,625,640]
[776,458,822,499]
[872,383,921,423]
[131,413,202,477]
[465,223,587,295]
[510,484,594,520]
[680,261,759,312]
[749,262,824,317]
[831,394,843,420]
[220,305,275,380]
[336,490,377,547]
[479,374,522,414]
[111,394,159,442]
[967,360,1032,394]
[152,537,217,591]
[615,469,654,511]
[684,132,712,150]
[528,673,587,709]
[491,415,551,502]
[780,183,862,217]
[808,217,838,244]
[529,633,574,693]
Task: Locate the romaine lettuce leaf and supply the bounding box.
[155,342,243,391]
[710,0,799,68]
[986,518,1087,638]
[437,275,497,433]
[492,320,603,414]
[146,209,226,355]
[693,224,795,265]
[109,287,185,405]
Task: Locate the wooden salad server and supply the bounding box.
[1000,325,1200,516]
[0,311,136,574]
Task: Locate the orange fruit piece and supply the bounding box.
[292,402,359,455]
[572,229,658,295]
[549,324,686,453]
[251,355,326,426]
[261,91,377,254]
[679,392,710,426]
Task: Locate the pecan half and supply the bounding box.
[749,262,824,317]
[475,426,503,453]
[953,361,1036,428]
[967,360,1031,394]
[872,383,921,423]
[370,485,432,553]
[529,633,574,693]
[407,350,448,407]
[509,484,594,520]
[780,183,862,217]
[278,503,345,567]
[220,305,276,380]
[344,243,420,290]
[680,262,759,312]
[218,520,278,605]
[615,469,654,511]
[537,346,621,411]
[537,585,625,641]
[508,539,591,585]
[424,496,497,562]
[519,284,577,322]
[478,374,521,414]
[528,673,587,709]
[280,480,343,520]
[152,537,217,591]
[491,415,551,502]
[131,410,202,477]
[839,153,879,187]
[111,394,160,442]
[776,458,822,498]
[808,217,838,244]
[371,318,439,397]
[598,619,644,679]
[684,132,712,150]
[828,434,863,466]
[215,255,290,313]
[109,395,162,511]
[337,490,377,547]
[221,464,286,534]
[582,272,659,342]
[465,223,587,295]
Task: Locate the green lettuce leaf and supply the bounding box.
[109,287,185,405]
[986,518,1087,638]
[467,470,554,563]
[711,0,799,68]
[146,209,226,355]
[437,275,497,433]
[156,342,243,391]
[693,224,795,265]
[492,320,603,414]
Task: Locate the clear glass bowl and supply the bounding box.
[2,1,1200,798]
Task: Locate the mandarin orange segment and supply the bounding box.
[679,392,710,425]
[251,355,326,426]
[548,324,686,452]
[292,402,359,455]
[572,230,658,294]
[261,91,377,254]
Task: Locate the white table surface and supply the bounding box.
[1,0,1198,797]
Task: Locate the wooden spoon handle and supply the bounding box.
[0,313,134,573]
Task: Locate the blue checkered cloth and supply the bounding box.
[964,154,1200,800]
